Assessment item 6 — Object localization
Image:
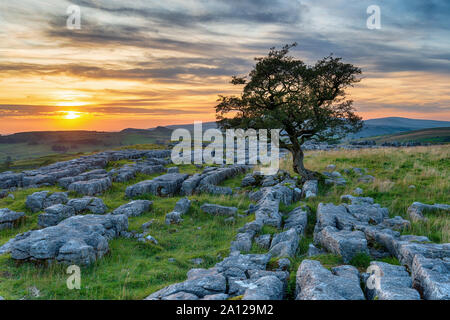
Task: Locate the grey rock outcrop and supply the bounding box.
[255,234,271,249]
[196,165,250,195]
[0,208,25,231]
[269,228,299,258]
[180,174,203,196]
[165,197,191,224]
[0,149,170,190]
[302,180,318,199]
[407,202,450,222]
[315,226,368,263]
[26,191,68,213]
[38,204,76,227]
[112,200,152,217]
[167,167,179,173]
[295,260,365,300]
[125,173,189,197]
[411,255,450,300]
[145,268,227,300]
[284,205,308,234]
[230,232,254,253]
[2,214,128,265]
[66,196,107,214]
[365,261,420,300]
[200,204,237,217]
[68,177,112,196]
[242,276,284,300]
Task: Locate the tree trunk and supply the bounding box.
[292,147,317,180]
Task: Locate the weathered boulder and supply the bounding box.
[109,165,138,183]
[125,173,188,197]
[315,198,389,234]
[254,234,271,249]
[22,174,56,188]
[241,175,256,187]
[230,232,254,253]
[242,276,284,300]
[269,228,299,258]
[394,241,450,270]
[295,260,365,300]
[215,253,271,278]
[139,164,166,175]
[340,194,374,205]
[165,197,191,224]
[200,204,237,217]
[195,165,250,195]
[4,214,128,265]
[381,216,411,230]
[68,177,112,196]
[284,205,308,234]
[66,197,107,214]
[180,174,202,196]
[26,191,68,213]
[167,167,179,173]
[365,261,420,300]
[315,226,369,263]
[112,200,152,217]
[0,189,8,199]
[38,204,76,227]
[254,190,282,228]
[58,169,109,189]
[0,171,23,189]
[302,180,318,199]
[358,175,375,183]
[239,220,264,235]
[411,255,450,300]
[0,208,25,231]
[145,268,227,300]
[407,202,450,222]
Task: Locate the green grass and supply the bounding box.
[279,145,449,300]
[0,164,253,300]
[277,145,449,243]
[0,145,448,299]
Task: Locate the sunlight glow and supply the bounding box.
[62,111,82,120]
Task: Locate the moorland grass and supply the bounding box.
[0,145,448,299]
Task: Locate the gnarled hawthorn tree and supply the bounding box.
[215,44,363,179]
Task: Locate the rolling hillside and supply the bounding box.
[368,127,450,144]
[0,129,173,162]
[157,117,450,140]
[346,117,450,140]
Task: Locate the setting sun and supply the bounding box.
[63,111,82,120]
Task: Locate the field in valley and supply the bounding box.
[0,145,448,299]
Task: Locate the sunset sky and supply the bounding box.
[0,0,449,134]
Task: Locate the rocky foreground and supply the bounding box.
[0,148,449,300]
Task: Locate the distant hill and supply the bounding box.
[346,117,450,140]
[0,129,173,161]
[158,117,450,140]
[156,122,218,132]
[366,127,450,144]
